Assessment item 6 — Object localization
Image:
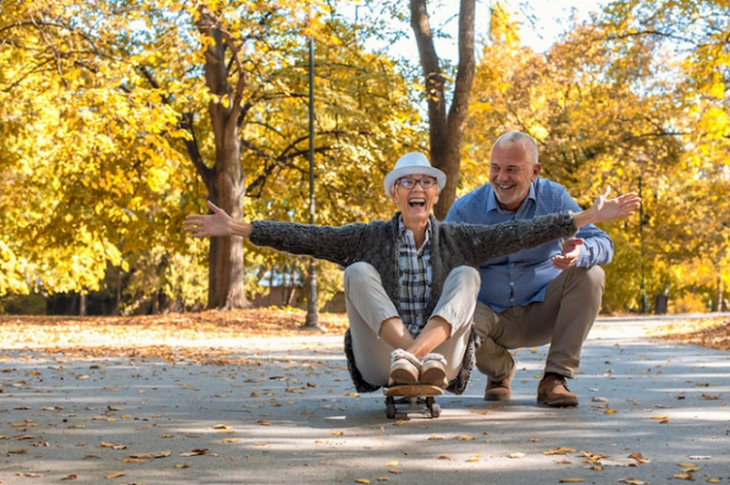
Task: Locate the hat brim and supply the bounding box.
[384,166,447,196]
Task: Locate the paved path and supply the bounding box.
[1,316,729,485]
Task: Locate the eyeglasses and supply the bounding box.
[397,177,437,189]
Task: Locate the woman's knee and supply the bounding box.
[344,262,378,289]
[449,265,480,286]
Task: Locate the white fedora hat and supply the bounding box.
[383,152,447,196]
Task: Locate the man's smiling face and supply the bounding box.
[489,142,541,212]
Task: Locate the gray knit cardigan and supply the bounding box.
[250,211,578,393]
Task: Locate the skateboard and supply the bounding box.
[383,384,444,419]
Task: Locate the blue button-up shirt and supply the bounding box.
[445,177,613,312]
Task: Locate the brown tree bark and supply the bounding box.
[410,0,475,219]
[187,6,249,309]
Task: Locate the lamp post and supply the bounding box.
[303,33,320,329]
[638,172,648,314]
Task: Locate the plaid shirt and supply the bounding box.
[397,218,433,337]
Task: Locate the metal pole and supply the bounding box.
[304,34,320,329]
[639,173,647,314]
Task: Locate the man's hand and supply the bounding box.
[552,237,583,270]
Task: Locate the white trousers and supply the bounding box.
[344,262,479,387]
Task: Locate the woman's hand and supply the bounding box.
[184,201,252,238]
[573,187,641,228]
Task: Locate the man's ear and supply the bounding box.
[532,163,542,180]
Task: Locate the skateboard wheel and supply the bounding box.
[430,402,440,418]
[385,397,396,419]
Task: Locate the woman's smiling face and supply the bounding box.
[391,175,440,228]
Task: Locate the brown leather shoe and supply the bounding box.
[537,373,578,407]
[484,365,516,401]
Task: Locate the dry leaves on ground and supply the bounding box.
[651,317,730,352]
[1,311,729,361]
[0,308,349,361]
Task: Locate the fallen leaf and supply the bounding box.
[355,479,371,484]
[455,435,475,441]
[129,450,171,459]
[507,453,525,459]
[544,447,577,455]
[100,442,127,450]
[618,478,651,485]
[60,474,78,480]
[596,457,638,467]
[105,472,125,479]
[179,449,208,456]
[559,479,585,483]
[628,452,651,464]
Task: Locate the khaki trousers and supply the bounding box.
[345,262,479,387]
[473,266,605,381]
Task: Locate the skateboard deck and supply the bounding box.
[383,384,444,419]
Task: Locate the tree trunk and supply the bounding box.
[207,143,247,309]
[717,272,725,312]
[194,6,250,310]
[79,292,87,316]
[410,0,475,219]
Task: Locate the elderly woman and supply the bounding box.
[184,153,639,394]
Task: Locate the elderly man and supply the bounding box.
[185,152,638,395]
[446,131,617,407]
